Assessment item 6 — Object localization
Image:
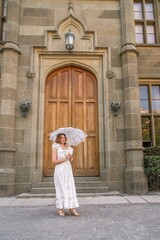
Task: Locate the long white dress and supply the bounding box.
[52,143,79,209]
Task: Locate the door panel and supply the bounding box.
[43,67,99,176]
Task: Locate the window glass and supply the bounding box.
[2,20,6,41]
[147,25,155,43]
[152,86,160,113]
[145,3,154,19]
[135,24,144,43]
[140,84,160,147]
[140,86,149,113]
[154,117,160,146]
[134,2,143,19]
[152,86,160,99]
[3,0,7,17]
[141,116,152,147]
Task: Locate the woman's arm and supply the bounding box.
[52,148,69,165]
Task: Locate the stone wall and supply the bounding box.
[1,0,157,195]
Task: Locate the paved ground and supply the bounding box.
[0,193,160,240]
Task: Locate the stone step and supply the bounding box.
[32,181,108,188]
[42,177,100,182]
[18,191,121,199]
[31,186,109,194]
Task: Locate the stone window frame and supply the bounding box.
[0,0,7,41]
[133,0,159,44]
[139,81,160,147]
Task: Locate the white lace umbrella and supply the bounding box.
[49,127,88,146]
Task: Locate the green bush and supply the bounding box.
[144,147,160,156]
[144,155,160,190]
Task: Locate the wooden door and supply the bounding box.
[43,66,99,176]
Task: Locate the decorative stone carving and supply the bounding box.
[110,101,121,116]
[106,70,114,79]
[27,71,35,78]
[19,101,32,117]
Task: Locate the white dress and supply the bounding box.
[52,143,79,209]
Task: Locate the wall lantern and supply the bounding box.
[110,101,121,116]
[65,30,75,50]
[19,101,31,117]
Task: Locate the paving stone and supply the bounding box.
[140,195,160,203]
[124,195,147,204]
[0,202,160,240]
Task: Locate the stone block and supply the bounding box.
[125,113,141,129]
[125,127,142,141]
[123,75,138,89]
[124,88,139,101]
[0,184,15,197]
[15,183,31,194]
[114,78,123,91]
[15,167,30,183]
[1,99,16,115]
[19,55,30,66]
[7,1,20,23]
[109,166,125,182]
[124,100,140,114]
[122,52,138,65]
[1,87,16,101]
[0,152,14,168]
[2,62,18,76]
[23,8,53,17]
[0,128,15,143]
[125,168,148,194]
[0,168,15,196]
[15,129,25,143]
[126,150,144,167]
[19,35,44,45]
[116,129,125,142]
[123,64,138,79]
[111,47,122,67]
[108,181,125,192]
[15,150,31,167]
[1,74,17,89]
[20,15,54,27]
[99,10,120,19]
[0,114,15,128]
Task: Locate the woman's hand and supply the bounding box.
[68,153,73,162]
[64,154,70,161]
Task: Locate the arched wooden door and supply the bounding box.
[43,66,99,176]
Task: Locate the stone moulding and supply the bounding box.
[0,41,21,55]
[125,147,145,151]
[0,148,16,152]
[120,43,139,56]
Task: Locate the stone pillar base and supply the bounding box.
[125,167,148,194]
[0,169,15,197]
[32,170,43,185]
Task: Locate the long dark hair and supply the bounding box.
[55,133,67,145]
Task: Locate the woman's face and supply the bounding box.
[60,134,66,144]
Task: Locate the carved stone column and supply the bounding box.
[0,0,20,196]
[120,0,148,194]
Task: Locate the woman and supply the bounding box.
[52,133,79,217]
